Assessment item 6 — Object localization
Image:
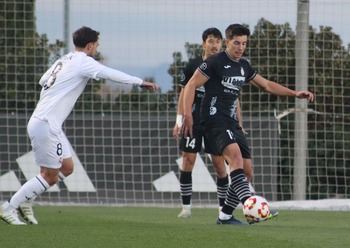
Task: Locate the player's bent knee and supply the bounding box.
[62,166,74,177]
[182,153,196,171]
[61,157,74,176]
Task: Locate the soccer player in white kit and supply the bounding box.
[0,26,159,225]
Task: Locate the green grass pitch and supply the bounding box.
[1,206,349,248]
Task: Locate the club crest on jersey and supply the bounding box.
[241,67,245,76]
[199,62,207,71]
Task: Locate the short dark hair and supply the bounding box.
[72,26,100,48]
[202,27,223,42]
[225,24,250,40]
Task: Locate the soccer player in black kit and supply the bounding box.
[173,27,229,218]
[182,24,314,225]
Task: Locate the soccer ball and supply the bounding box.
[243,195,270,223]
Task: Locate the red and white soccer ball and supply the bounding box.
[243,195,270,223]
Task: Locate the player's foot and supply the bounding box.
[177,208,191,218]
[247,210,279,225]
[19,203,38,225]
[0,208,26,225]
[267,210,279,220]
[216,216,247,225]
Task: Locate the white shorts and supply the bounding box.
[27,117,71,169]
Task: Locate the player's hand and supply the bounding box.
[182,114,193,138]
[242,127,248,135]
[140,81,159,91]
[296,91,314,102]
[173,124,182,140]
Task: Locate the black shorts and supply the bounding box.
[203,121,251,159]
[179,125,206,153]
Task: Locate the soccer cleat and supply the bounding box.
[0,208,26,225]
[267,210,279,220]
[177,208,191,218]
[19,203,38,225]
[216,216,247,225]
[247,210,279,225]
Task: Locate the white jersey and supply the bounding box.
[31,51,143,133]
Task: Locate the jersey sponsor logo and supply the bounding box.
[224,65,231,69]
[221,76,245,90]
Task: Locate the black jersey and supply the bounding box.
[198,51,256,124]
[180,56,205,126]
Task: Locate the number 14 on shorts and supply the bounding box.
[185,137,196,149]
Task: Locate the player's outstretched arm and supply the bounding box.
[97,67,158,91]
[250,74,314,103]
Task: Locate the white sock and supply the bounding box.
[182,204,191,210]
[23,172,65,204]
[58,171,66,181]
[8,174,50,209]
[219,211,232,220]
[1,201,15,212]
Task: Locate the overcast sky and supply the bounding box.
[35,0,350,91]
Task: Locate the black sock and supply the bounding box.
[179,170,192,205]
[230,168,251,204]
[221,169,251,215]
[217,175,229,207]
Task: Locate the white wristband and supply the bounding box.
[176,115,183,128]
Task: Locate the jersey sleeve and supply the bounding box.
[79,56,106,80]
[97,67,143,86]
[179,63,193,87]
[81,56,143,86]
[243,59,257,82]
[179,57,202,87]
[197,56,216,79]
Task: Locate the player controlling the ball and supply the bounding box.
[174,27,261,218]
[182,23,314,225]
